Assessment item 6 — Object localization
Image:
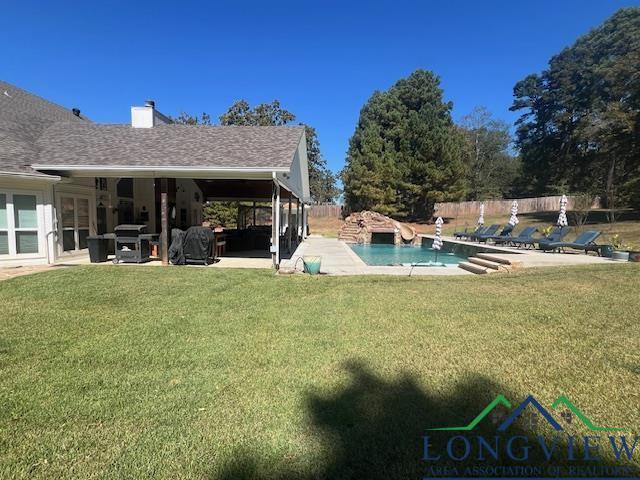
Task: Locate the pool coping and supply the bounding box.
[419,234,526,255]
[280,236,472,276]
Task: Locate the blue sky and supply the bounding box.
[2,1,638,173]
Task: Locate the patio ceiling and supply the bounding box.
[195,179,300,202]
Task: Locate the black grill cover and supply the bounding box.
[169,229,186,265]
[183,227,216,264]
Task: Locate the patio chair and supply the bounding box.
[494,226,537,246]
[538,230,602,254]
[476,224,514,244]
[514,226,569,249]
[454,225,485,240]
[469,224,500,242]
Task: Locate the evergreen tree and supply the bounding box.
[342,70,467,218]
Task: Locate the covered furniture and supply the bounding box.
[169,227,216,265]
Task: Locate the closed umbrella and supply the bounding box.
[433,217,443,262]
[557,195,568,227]
[508,200,519,226]
[477,203,485,226]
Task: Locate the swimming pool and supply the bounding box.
[349,243,466,266]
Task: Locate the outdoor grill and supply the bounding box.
[113,224,153,264]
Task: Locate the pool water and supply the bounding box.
[349,244,466,266]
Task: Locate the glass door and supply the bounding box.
[59,195,91,253]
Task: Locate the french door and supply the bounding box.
[58,195,91,254]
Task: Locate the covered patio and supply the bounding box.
[30,119,310,268]
[53,173,308,269]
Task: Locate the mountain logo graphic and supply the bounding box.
[429,394,625,432]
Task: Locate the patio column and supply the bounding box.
[296,198,300,243]
[301,203,306,239]
[271,179,280,268]
[160,178,169,266]
[287,191,293,253]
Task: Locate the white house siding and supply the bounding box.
[0,176,54,267]
[176,179,203,229]
[100,177,202,231]
[276,134,310,203]
[133,178,156,232]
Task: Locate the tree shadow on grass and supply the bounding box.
[213,360,639,479]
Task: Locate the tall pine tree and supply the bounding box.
[342,70,467,219]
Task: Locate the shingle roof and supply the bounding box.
[0,80,86,177]
[1,80,305,177]
[36,124,305,170]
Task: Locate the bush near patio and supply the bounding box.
[1,265,639,478]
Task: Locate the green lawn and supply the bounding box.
[1,265,639,479]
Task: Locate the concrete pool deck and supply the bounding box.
[279,235,622,276]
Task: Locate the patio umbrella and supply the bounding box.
[557,194,568,227]
[477,203,485,226]
[433,217,443,262]
[508,200,519,226]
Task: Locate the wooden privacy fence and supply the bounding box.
[434,195,601,218]
[308,203,343,218]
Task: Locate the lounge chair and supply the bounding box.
[469,224,500,242]
[513,226,569,249]
[454,225,486,240]
[494,226,537,246]
[538,230,602,254]
[476,224,514,243]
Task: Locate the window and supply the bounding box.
[0,191,42,257]
[14,195,39,254]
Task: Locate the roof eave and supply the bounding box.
[29,164,290,179]
[0,170,61,182]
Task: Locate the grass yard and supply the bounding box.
[1,265,639,478]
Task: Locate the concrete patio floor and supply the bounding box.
[55,253,273,270]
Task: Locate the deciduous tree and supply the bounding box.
[511,8,640,208]
[459,107,520,200]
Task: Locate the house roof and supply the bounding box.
[0,80,87,177]
[34,124,305,171]
[1,80,306,179]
